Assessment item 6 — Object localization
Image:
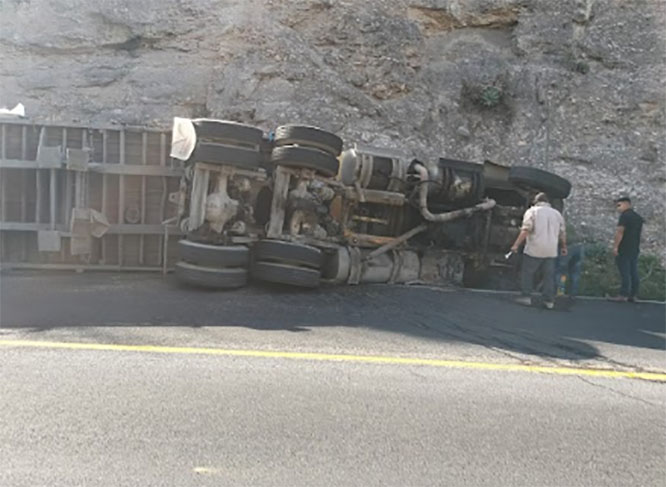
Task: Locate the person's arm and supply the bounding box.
[511,230,529,253]
[511,209,533,252]
[613,212,626,256]
[613,226,624,256]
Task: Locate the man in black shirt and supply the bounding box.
[609,196,644,302]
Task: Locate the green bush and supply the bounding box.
[578,243,665,301]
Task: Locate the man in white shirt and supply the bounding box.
[511,193,567,309]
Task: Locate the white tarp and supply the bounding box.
[0,103,25,118]
[170,117,197,161]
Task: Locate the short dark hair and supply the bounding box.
[615,196,631,204]
[534,192,549,204]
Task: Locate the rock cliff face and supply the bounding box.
[1,0,664,256]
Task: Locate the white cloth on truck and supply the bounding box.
[170,117,197,161]
[0,103,25,118]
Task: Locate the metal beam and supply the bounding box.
[342,187,406,206]
[35,168,43,223]
[267,166,290,238]
[20,126,27,223]
[140,132,147,265]
[50,169,57,229]
[188,166,209,232]
[0,221,182,235]
[0,159,183,176]
[0,118,169,134]
[1,125,6,222]
[0,262,171,273]
[118,129,125,266]
[0,222,67,232]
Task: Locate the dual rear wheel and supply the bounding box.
[175,239,323,289]
[175,240,249,289]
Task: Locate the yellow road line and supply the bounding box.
[0,339,665,382]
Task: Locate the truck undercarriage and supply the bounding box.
[169,119,572,289]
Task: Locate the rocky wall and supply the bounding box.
[1,0,664,257]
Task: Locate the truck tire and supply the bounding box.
[175,262,248,289]
[189,142,262,169]
[274,125,343,157]
[251,261,321,288]
[270,146,339,177]
[192,119,263,146]
[508,166,572,199]
[178,240,249,268]
[253,240,322,269]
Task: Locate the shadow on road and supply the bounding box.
[1,272,664,362]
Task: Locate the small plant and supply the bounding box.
[564,51,590,75]
[480,86,502,108]
[574,60,590,74]
[460,75,508,111]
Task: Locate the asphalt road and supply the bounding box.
[0,272,665,486]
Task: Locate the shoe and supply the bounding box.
[544,301,555,310]
[515,296,532,306]
[607,295,628,303]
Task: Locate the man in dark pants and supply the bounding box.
[511,193,567,310]
[609,196,643,302]
[555,242,585,299]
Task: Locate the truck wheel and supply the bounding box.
[274,125,343,157]
[178,240,250,268]
[270,146,339,177]
[189,142,262,169]
[251,261,321,288]
[175,262,248,289]
[508,166,572,199]
[192,119,263,146]
[253,240,322,269]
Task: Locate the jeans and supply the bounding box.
[555,243,584,297]
[616,253,640,298]
[521,254,556,303]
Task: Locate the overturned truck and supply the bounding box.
[170,119,572,289]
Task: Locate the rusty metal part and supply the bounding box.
[342,187,405,206]
[188,166,210,231]
[205,173,239,233]
[276,165,340,186]
[351,215,389,225]
[412,163,496,222]
[279,233,341,249]
[267,166,291,238]
[363,223,428,262]
[343,230,396,247]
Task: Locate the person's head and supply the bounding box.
[615,196,632,213]
[533,192,549,205]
